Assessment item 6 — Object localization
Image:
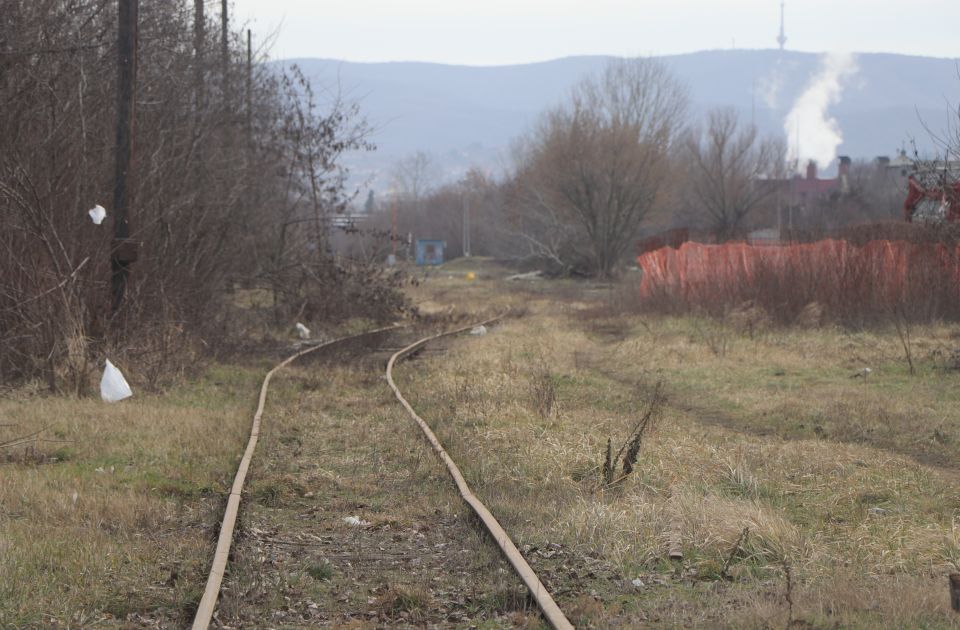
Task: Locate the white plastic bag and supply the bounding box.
[469,325,487,336]
[295,322,311,340]
[88,204,107,225]
[100,359,133,402]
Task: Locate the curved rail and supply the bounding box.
[386,319,575,630]
[192,325,401,630]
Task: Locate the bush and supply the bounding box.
[0,2,403,389]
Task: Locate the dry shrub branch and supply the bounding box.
[602,381,665,485]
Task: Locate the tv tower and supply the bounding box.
[777,1,787,51]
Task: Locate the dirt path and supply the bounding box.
[213,344,546,629]
[588,357,960,473]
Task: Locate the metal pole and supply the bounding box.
[111,0,139,313]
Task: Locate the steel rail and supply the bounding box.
[192,324,401,630]
[385,318,575,630]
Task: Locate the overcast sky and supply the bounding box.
[232,0,960,66]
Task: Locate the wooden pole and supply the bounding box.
[462,193,471,257]
[667,494,683,566]
[193,0,204,113]
[220,0,229,112]
[111,0,138,313]
[391,193,398,259]
[246,29,252,143]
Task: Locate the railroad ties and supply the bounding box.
[192,318,573,630]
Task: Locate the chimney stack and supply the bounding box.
[838,156,851,178]
[806,160,817,180]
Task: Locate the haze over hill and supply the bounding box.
[285,50,960,191]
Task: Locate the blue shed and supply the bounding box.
[415,239,445,266]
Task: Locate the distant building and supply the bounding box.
[787,157,850,208]
[755,157,850,236]
[747,227,781,245]
[415,239,445,265]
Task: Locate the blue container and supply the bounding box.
[415,239,445,266]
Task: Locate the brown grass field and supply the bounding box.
[2,257,960,628]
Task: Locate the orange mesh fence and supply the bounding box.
[637,239,960,323]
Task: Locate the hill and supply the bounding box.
[283,51,960,188]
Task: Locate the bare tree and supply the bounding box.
[682,108,786,240]
[0,1,398,388]
[509,58,687,278]
[392,150,437,202]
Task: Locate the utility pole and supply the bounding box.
[391,193,398,259]
[193,0,205,114]
[246,29,252,143]
[111,0,139,313]
[462,193,471,257]
[221,0,229,115]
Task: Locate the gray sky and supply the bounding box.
[233,0,960,65]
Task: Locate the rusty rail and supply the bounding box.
[191,325,400,630]
[385,318,575,630]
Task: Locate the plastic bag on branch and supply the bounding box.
[88,204,106,225]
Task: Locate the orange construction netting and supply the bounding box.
[636,239,960,319]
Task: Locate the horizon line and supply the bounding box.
[270,48,960,68]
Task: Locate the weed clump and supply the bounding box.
[530,359,557,420]
[601,382,665,485]
[376,584,434,621]
[305,561,334,581]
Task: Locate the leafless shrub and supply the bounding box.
[891,304,916,375]
[725,301,772,339]
[694,321,731,358]
[530,359,556,420]
[782,560,796,628]
[269,258,414,325]
[943,346,960,371]
[0,2,405,389]
[794,302,826,328]
[720,527,751,580]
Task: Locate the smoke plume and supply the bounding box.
[757,58,786,109]
[784,52,858,172]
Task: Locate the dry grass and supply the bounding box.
[0,365,261,627]
[4,257,960,628]
[394,265,960,628]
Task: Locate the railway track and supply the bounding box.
[191,325,401,630]
[192,318,573,629]
[387,319,574,630]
